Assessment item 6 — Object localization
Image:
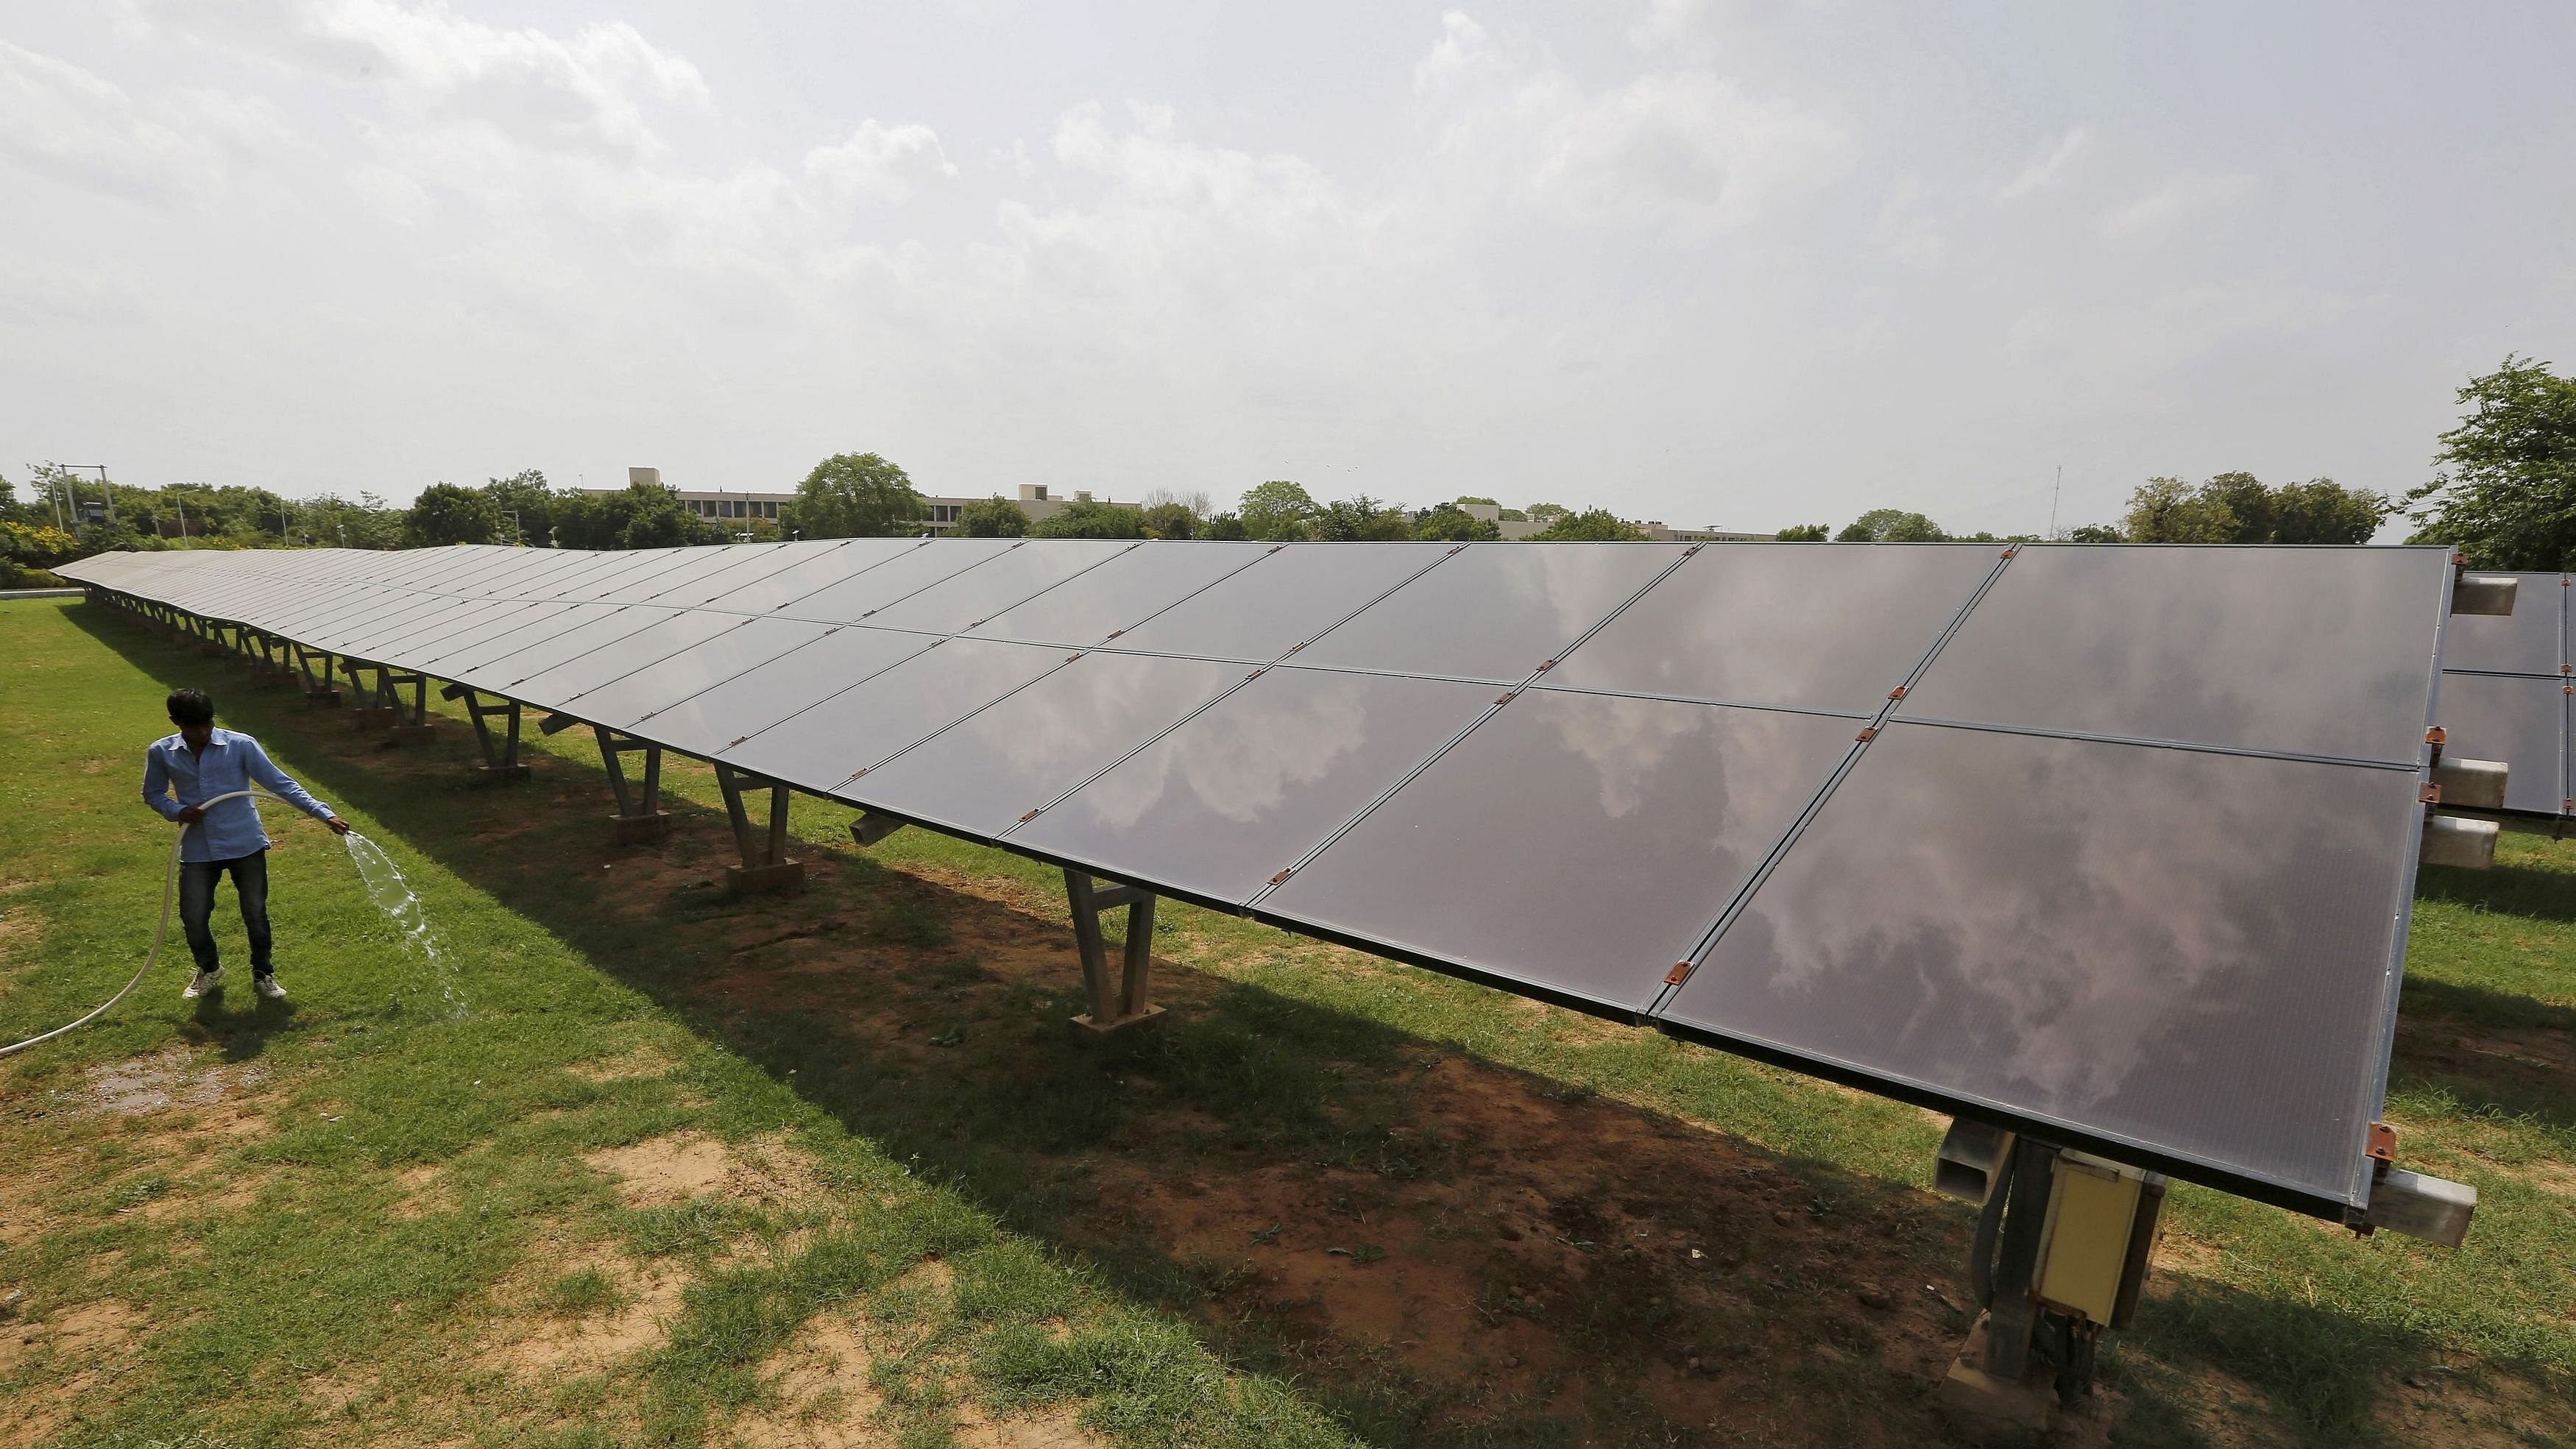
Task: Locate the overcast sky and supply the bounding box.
[4,1,2570,534]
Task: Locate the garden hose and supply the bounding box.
[0,787,291,1059]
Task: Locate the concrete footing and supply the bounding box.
[1938,1319,2059,1439]
[1069,1004,1167,1041]
[723,860,804,896]
[352,706,397,730]
[611,811,673,845]
[389,723,438,745]
[305,688,342,708]
[479,762,533,784]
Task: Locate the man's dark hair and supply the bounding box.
[166,689,215,726]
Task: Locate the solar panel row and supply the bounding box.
[2428,571,2572,818]
[56,539,2460,1217]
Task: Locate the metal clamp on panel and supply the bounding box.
[2421,813,2499,870]
[2451,572,2517,616]
[2430,757,2509,812]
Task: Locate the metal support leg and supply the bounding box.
[442,684,530,782]
[383,670,435,743]
[713,762,802,893]
[294,644,342,707]
[593,725,671,843]
[1941,1136,2064,1433]
[349,661,398,730]
[1063,870,1164,1039]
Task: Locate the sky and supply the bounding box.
[2,1,2572,535]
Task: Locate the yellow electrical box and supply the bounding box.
[2034,1152,2144,1325]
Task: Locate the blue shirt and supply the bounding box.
[141,728,336,863]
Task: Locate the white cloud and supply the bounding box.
[2005,283,2362,379]
[1873,177,1943,268]
[1416,10,1848,234]
[2098,169,2259,244]
[804,121,958,204]
[1999,126,2088,200]
[0,40,211,201]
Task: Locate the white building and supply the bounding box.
[590,471,1134,534]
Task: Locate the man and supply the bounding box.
[141,689,350,1001]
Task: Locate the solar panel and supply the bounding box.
[1291,542,1691,684]
[1013,666,1498,906]
[1897,545,2449,765]
[1545,542,1999,714]
[2432,673,2570,816]
[860,539,1134,634]
[969,541,1274,648]
[693,538,924,612]
[851,651,1253,837]
[2439,571,2567,676]
[1108,542,1450,663]
[501,609,754,704]
[553,616,839,727]
[1260,690,1859,1015]
[1655,721,2420,1209]
[718,636,1071,786]
[770,538,1022,623]
[629,626,935,759]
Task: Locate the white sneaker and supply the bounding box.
[182,967,224,999]
[253,975,287,1001]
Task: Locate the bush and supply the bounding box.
[955,496,1028,537]
[1029,500,1146,539]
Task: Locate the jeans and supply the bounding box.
[179,850,272,977]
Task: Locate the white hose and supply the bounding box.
[0,787,293,1059]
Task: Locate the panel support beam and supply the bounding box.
[594,724,671,844]
[713,762,802,893]
[1064,869,1163,1039]
[442,683,529,782]
[291,642,342,707]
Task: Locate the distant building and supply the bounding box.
[582,467,790,524]
[1454,501,1770,542]
[590,471,1135,534]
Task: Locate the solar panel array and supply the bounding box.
[57,539,2461,1218]
[2431,571,2573,818]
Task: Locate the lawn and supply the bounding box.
[2,593,2572,1448]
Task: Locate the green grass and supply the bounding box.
[4,595,2575,1448]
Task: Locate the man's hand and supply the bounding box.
[175,804,206,825]
[326,816,352,836]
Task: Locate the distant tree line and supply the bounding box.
[19,355,2570,578]
[1777,475,2393,546]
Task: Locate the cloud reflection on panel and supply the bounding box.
[1295,543,1689,683]
[852,653,1251,837]
[1663,723,2414,1205]
[1265,691,1856,1013]
[1898,545,2448,765]
[1548,542,1996,714]
[1016,669,1498,904]
[723,637,1069,790]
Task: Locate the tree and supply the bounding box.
[1498,507,1529,522]
[1412,501,1501,541]
[783,453,926,539]
[481,469,553,545]
[2067,523,2126,543]
[954,495,1028,537]
[1835,509,1949,542]
[1776,523,1830,542]
[1526,503,1571,526]
[1529,507,1647,541]
[551,481,712,550]
[2407,356,2576,569]
[2123,472,2388,545]
[1313,496,1412,541]
[1029,500,1146,539]
[1201,511,1249,540]
[407,482,502,546]
[1140,502,1197,539]
[1237,481,1318,541]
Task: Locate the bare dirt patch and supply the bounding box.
[953,1402,1107,1448]
[583,1131,819,1211]
[732,1310,885,1448]
[0,1297,147,1444]
[484,1248,687,1381]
